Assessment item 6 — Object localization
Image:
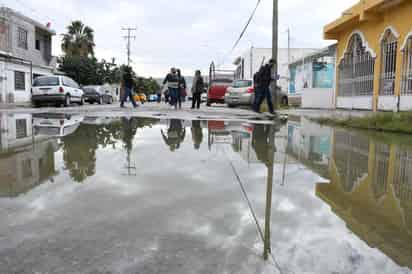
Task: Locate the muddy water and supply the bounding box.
[0,113,411,274]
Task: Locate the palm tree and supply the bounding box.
[61,21,95,57]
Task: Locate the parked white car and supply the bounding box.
[31,76,85,107]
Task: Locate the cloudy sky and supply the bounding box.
[4,0,358,77]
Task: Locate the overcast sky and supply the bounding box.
[4,0,358,77]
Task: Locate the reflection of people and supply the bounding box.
[252,124,276,167]
[161,119,186,151]
[191,120,203,150]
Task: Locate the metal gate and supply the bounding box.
[338,33,375,109]
[401,37,412,95]
[379,30,398,96]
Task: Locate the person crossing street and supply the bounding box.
[163,67,180,109]
[253,59,275,114]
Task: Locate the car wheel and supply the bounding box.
[80,96,85,105]
[108,97,113,104]
[206,101,211,107]
[64,95,71,107]
[228,104,235,108]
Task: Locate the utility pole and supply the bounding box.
[122,27,137,66]
[287,28,291,93]
[287,28,291,65]
[272,0,279,110]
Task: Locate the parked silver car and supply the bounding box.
[224,79,289,108]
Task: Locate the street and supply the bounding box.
[0,104,411,274]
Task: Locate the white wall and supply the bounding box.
[239,48,318,92]
[0,60,53,103]
[336,96,373,110]
[301,88,335,109]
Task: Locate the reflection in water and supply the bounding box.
[0,113,58,197]
[161,119,186,151]
[315,128,412,270]
[3,113,412,271]
[191,120,203,150]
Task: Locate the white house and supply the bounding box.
[233,47,318,92]
[288,44,337,109]
[0,7,57,104]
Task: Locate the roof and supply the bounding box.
[0,7,56,35]
[288,44,337,67]
[324,0,406,40]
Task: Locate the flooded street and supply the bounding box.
[0,112,411,274]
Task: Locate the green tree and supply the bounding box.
[62,20,95,57]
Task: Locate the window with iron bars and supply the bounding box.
[338,34,375,97]
[379,30,398,95]
[401,37,412,95]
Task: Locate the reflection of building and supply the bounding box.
[317,129,412,269]
[324,0,412,111]
[0,113,58,197]
[286,117,332,179]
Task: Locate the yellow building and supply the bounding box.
[324,0,412,111]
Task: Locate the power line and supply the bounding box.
[219,0,262,65]
[122,27,137,66]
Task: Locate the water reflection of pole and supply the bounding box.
[263,125,276,260]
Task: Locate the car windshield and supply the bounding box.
[33,77,59,87]
[233,80,252,88]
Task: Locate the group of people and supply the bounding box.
[120,59,274,114]
[162,67,205,110]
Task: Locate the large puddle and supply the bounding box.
[0,113,411,274]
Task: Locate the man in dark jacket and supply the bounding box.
[120,66,137,108]
[253,59,275,113]
[163,68,180,109]
[191,70,204,109]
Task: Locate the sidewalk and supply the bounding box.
[279,108,374,120]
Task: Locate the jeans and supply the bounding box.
[169,88,179,108]
[120,87,137,107]
[192,93,201,109]
[253,86,274,113]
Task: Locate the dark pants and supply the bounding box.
[253,86,273,113]
[169,88,179,108]
[120,87,137,107]
[192,93,201,109]
[177,89,182,109]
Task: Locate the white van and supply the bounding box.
[33,113,84,137]
[31,76,85,107]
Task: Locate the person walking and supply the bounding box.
[163,67,180,109]
[120,66,138,108]
[191,70,204,109]
[253,59,275,114]
[177,69,186,109]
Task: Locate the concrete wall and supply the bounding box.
[0,60,53,103]
[301,88,335,109]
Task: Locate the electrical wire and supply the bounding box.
[219,0,262,66]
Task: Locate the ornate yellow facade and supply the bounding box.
[324,0,412,111]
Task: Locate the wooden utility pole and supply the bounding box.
[272,0,279,109]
